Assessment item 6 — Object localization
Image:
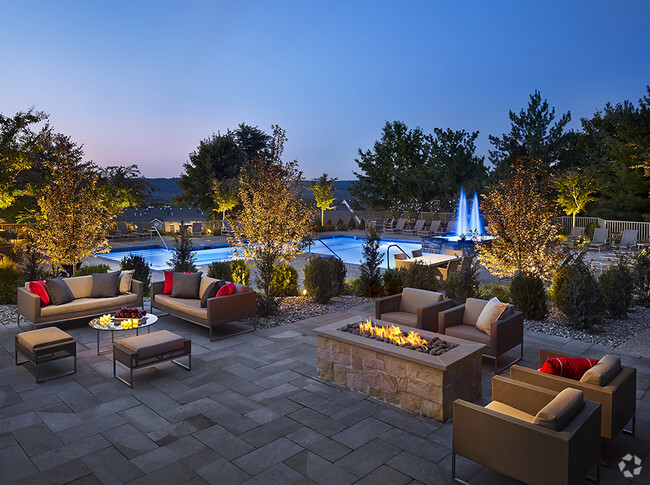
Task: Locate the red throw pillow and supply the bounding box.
[29,280,51,307]
[540,357,599,380]
[216,282,235,297]
[163,271,173,295]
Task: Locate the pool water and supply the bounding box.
[100,236,422,271]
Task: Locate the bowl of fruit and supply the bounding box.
[113,307,147,324]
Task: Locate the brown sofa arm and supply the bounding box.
[207,290,257,326]
[18,287,41,324]
[375,294,401,318]
[418,298,453,332]
[490,310,523,354]
[151,281,164,298]
[438,303,465,333]
[131,279,144,309]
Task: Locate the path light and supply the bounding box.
[302,289,308,296]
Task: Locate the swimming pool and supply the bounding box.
[100,236,422,270]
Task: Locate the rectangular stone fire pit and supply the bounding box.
[315,317,485,422]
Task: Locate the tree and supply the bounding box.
[489,90,574,176]
[212,177,239,220]
[234,123,271,162]
[554,171,600,227]
[309,173,337,224]
[358,225,384,296]
[168,221,197,272]
[32,134,111,272]
[477,159,564,278]
[97,165,151,216]
[227,125,316,314]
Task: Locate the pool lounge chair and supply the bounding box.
[446,220,457,234]
[116,222,138,240]
[385,218,407,234]
[403,219,425,235]
[588,228,609,252]
[616,229,638,250]
[561,226,585,247]
[418,220,441,236]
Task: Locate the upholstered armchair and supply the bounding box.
[439,298,523,373]
[453,376,601,485]
[375,288,453,332]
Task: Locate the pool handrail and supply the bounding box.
[309,237,342,260]
[150,226,169,251]
[386,243,412,269]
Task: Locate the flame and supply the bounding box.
[358,318,429,349]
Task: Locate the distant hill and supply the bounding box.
[142,178,356,206]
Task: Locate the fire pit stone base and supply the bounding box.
[316,318,484,422]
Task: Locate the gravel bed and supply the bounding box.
[525,305,650,348]
[0,304,17,326]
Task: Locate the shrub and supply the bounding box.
[207,261,232,280]
[405,262,440,292]
[599,261,633,318]
[347,218,357,230]
[324,219,334,231]
[335,219,347,231]
[168,223,197,272]
[383,268,407,295]
[479,282,511,303]
[314,219,324,232]
[18,241,46,282]
[303,256,346,304]
[510,272,547,320]
[443,256,479,305]
[270,264,298,297]
[551,255,603,330]
[358,219,366,230]
[230,260,250,285]
[632,249,650,306]
[0,257,24,304]
[585,221,598,239]
[256,290,278,316]
[73,264,110,277]
[120,253,152,296]
[343,278,365,296]
[358,226,383,297]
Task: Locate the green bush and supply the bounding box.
[358,219,366,230]
[120,253,152,296]
[585,221,598,239]
[405,262,440,292]
[0,257,24,304]
[383,268,407,295]
[632,249,650,306]
[343,278,365,296]
[73,264,110,277]
[168,221,197,272]
[358,226,383,297]
[551,256,603,330]
[18,241,46,282]
[443,256,479,305]
[479,282,511,303]
[207,261,232,280]
[347,218,357,230]
[270,264,298,297]
[303,256,347,304]
[510,272,547,320]
[599,262,633,318]
[335,219,347,231]
[230,260,250,285]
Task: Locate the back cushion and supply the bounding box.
[64,276,92,299]
[200,276,219,298]
[462,298,487,326]
[234,283,249,293]
[399,288,443,314]
[580,355,622,386]
[540,357,598,380]
[532,388,584,431]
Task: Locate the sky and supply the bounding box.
[2,1,650,180]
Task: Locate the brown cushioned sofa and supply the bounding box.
[18,276,143,328]
[151,276,256,341]
[375,287,453,332]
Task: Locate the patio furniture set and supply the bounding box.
[380,218,444,236]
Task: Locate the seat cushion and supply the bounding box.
[46,278,75,305]
[580,355,622,386]
[399,288,443,314]
[155,294,207,321]
[462,298,487,326]
[120,330,185,359]
[445,324,489,345]
[485,401,534,423]
[90,272,120,298]
[380,311,418,327]
[532,388,584,431]
[17,327,74,351]
[64,276,92,299]
[40,294,138,317]
[172,272,202,299]
[475,297,509,336]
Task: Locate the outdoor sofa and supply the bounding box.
[151,275,256,340]
[18,274,143,328]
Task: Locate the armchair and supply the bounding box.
[375,288,453,332]
[439,298,523,373]
[452,376,601,485]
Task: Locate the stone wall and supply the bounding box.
[317,335,482,422]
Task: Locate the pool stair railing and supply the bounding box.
[150,226,169,251]
[308,237,342,260]
[386,243,412,269]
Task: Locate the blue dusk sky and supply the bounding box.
[2,1,649,179]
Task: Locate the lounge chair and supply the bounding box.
[221,220,233,236]
[375,288,453,332]
[383,219,395,232]
[418,220,441,236]
[437,258,460,282]
[588,228,609,252]
[446,220,457,234]
[385,218,407,234]
[561,226,585,247]
[453,376,601,485]
[403,219,425,235]
[393,252,409,269]
[616,229,638,250]
[116,222,137,240]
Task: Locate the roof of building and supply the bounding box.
[117,207,206,224]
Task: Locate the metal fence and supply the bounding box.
[555,216,650,241]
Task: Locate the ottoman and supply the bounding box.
[15,327,77,383]
[113,330,191,387]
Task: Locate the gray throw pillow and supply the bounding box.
[172,272,202,299]
[90,271,121,298]
[201,280,225,308]
[46,278,74,305]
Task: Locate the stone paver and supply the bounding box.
[1,303,649,484]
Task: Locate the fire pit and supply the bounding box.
[316,317,485,422]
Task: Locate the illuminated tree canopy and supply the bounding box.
[309,173,337,224]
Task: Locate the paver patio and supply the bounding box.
[1,302,648,484]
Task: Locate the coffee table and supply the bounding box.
[89,314,158,355]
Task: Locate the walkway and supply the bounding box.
[1,304,648,484]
